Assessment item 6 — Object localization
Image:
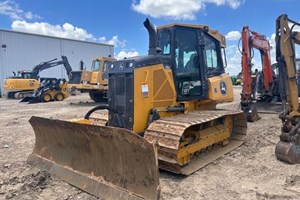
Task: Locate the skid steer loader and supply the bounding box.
[27,19,247,199]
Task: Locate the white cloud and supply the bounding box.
[116,50,139,60]
[99,36,127,48]
[132,0,202,20]
[225,31,241,41]
[0,0,41,20]
[205,0,244,9]
[11,20,132,58]
[226,46,241,75]
[131,0,244,20]
[11,20,95,41]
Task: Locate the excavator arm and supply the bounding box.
[275,14,300,163]
[240,26,273,121]
[31,56,72,79]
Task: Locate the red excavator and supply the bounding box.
[240,26,275,122]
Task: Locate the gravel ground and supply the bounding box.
[0,87,300,200]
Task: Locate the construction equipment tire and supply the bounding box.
[42,93,51,102]
[54,92,64,101]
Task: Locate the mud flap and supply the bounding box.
[27,116,160,200]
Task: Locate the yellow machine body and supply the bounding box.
[132,64,234,133]
[27,19,247,199]
[68,56,115,102]
[4,78,40,92]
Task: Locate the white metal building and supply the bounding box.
[0,29,114,90]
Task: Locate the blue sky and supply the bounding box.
[0,0,299,75]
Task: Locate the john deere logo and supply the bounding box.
[220,81,227,95]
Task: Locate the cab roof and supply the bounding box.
[157,23,226,48]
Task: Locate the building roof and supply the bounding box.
[0,28,113,47]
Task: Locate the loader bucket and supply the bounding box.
[20,97,40,104]
[20,96,32,102]
[27,116,160,200]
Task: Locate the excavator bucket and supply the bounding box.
[27,116,160,200]
[275,140,300,163]
[246,103,260,122]
[255,102,282,114]
[275,122,300,164]
[240,102,260,122]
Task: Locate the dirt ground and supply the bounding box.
[1,87,300,200]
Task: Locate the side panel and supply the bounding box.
[133,64,176,133]
[207,74,234,102]
[4,78,40,91]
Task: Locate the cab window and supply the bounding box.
[103,61,111,72]
[203,34,223,76]
[174,28,201,97]
[91,60,101,71]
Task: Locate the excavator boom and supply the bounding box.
[275,14,300,163]
[240,26,274,121]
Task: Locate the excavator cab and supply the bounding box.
[14,71,33,79]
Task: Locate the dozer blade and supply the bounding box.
[27,116,160,200]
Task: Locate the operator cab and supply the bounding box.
[10,71,33,79]
[91,58,114,80]
[157,24,226,101]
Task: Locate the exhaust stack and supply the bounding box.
[143,18,157,56]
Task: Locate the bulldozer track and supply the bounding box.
[89,109,247,175]
[144,109,247,175]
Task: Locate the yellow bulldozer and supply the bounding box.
[68,56,116,102]
[27,19,247,199]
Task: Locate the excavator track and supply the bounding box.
[144,110,247,175]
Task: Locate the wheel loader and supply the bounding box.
[68,56,116,102]
[27,19,247,199]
